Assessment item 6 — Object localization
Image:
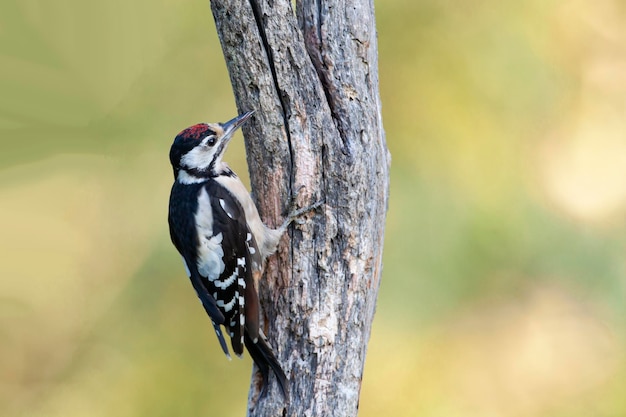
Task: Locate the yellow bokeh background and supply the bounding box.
[2,1,626,416]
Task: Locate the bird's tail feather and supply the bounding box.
[211,320,231,359]
[244,333,289,401]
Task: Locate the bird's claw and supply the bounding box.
[285,186,323,222]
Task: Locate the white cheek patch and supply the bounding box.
[181,144,218,171]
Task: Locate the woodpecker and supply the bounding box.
[168,111,317,400]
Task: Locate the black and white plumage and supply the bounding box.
[168,111,315,400]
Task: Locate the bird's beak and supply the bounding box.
[221,111,254,139]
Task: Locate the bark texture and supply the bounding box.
[210,1,389,416]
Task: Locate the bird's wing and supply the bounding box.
[201,181,261,357]
[168,182,229,356]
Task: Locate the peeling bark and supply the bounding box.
[210,1,389,416]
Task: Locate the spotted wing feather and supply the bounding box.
[202,181,259,357]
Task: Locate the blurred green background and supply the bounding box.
[2,1,626,416]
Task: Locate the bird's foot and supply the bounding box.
[283,186,323,226]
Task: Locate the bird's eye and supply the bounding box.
[205,135,217,146]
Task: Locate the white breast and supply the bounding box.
[195,188,225,280]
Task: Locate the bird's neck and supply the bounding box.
[176,163,235,185]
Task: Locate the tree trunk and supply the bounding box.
[210,1,389,416]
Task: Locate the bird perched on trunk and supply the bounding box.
[167,111,319,400]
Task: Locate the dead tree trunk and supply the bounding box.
[210,1,389,416]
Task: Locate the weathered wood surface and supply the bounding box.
[210,1,389,416]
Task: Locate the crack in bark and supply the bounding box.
[248,0,299,312]
[316,0,322,45]
[248,0,295,197]
[300,1,351,153]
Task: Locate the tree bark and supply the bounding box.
[210,1,389,416]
